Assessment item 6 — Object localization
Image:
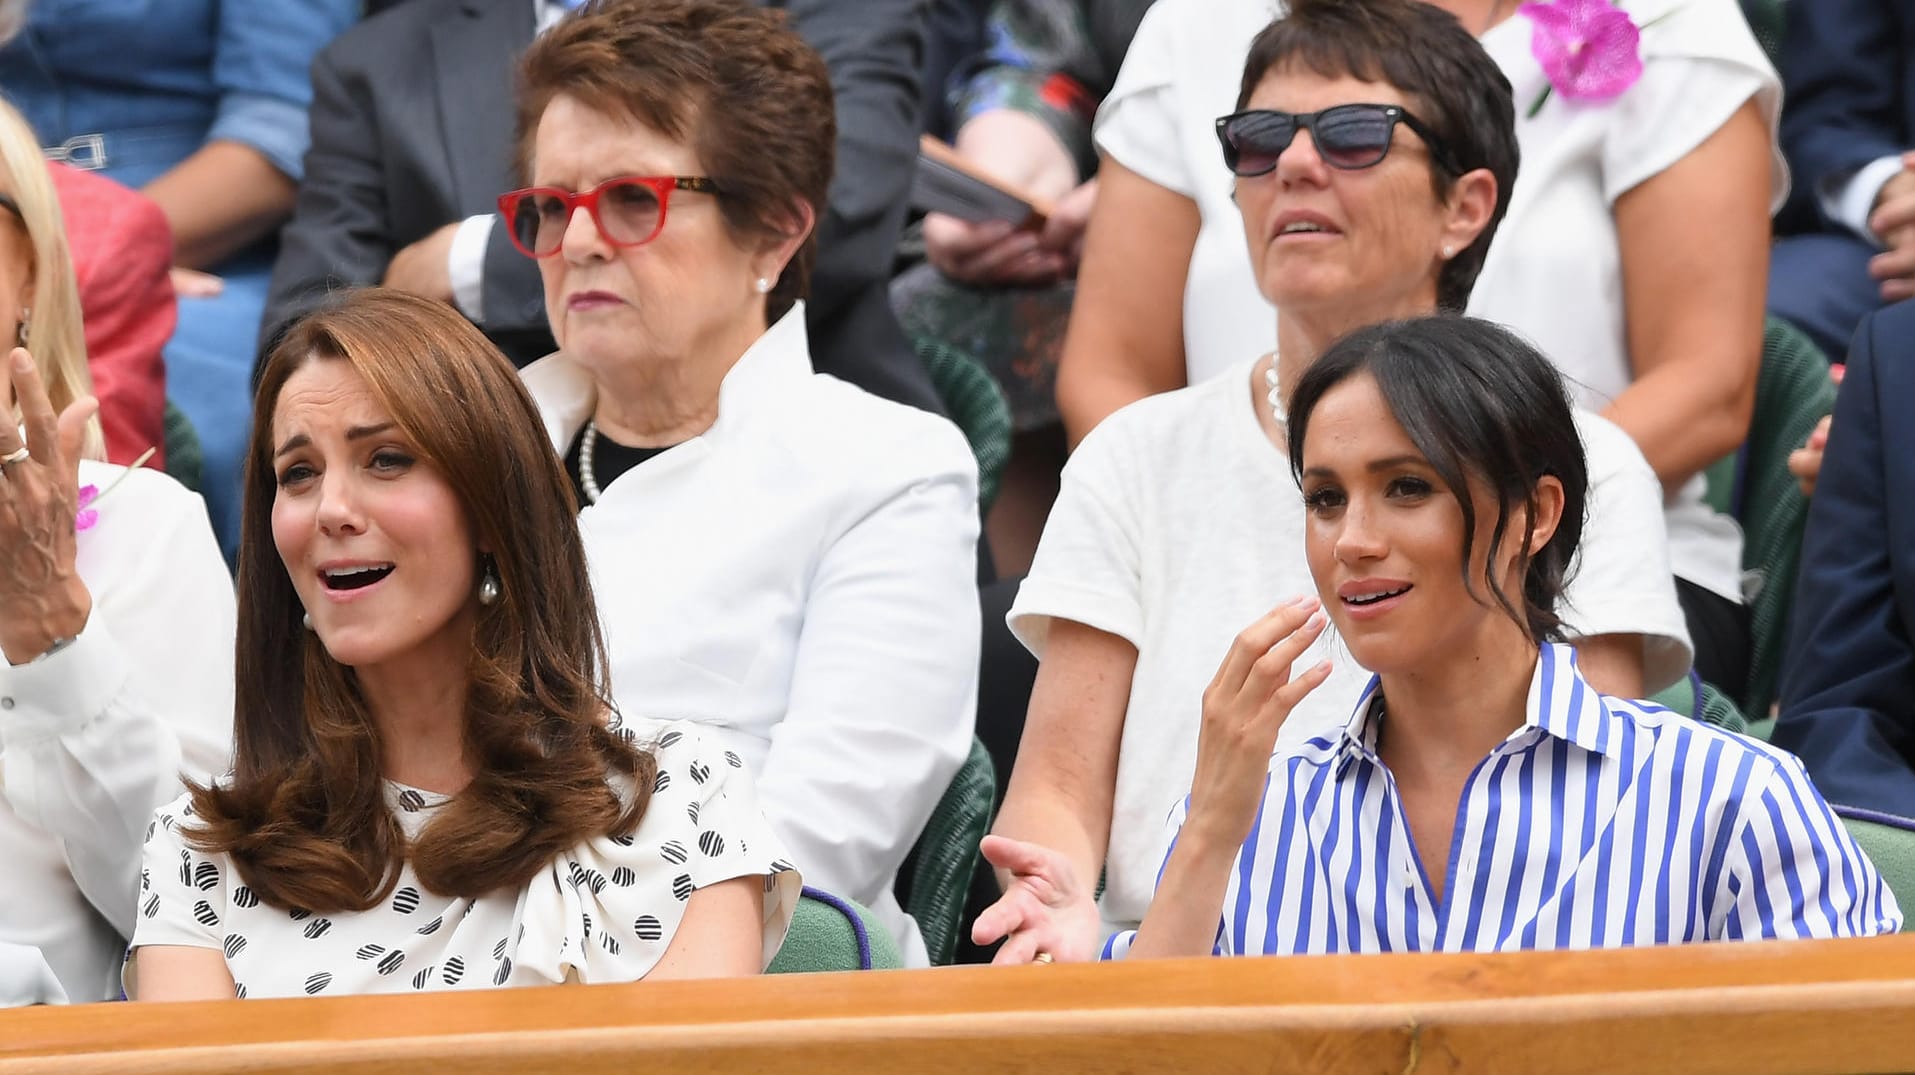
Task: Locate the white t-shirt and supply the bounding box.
[0,461,233,1006]
[128,722,799,999]
[1008,359,1692,934]
[1093,0,1783,601]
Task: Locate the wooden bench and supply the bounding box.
[4,935,1913,1073]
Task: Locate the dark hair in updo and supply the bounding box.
[1286,315,1588,642]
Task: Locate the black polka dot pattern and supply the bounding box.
[416,916,443,936]
[412,966,434,990]
[671,874,694,901]
[193,901,219,928]
[492,958,512,986]
[303,918,333,940]
[224,935,247,959]
[724,751,743,769]
[654,771,672,795]
[660,840,688,865]
[304,973,331,995]
[393,887,420,914]
[443,958,465,986]
[611,867,636,887]
[193,862,220,891]
[397,789,427,812]
[632,915,663,942]
[658,731,683,749]
[232,887,259,909]
[689,761,712,785]
[698,832,725,857]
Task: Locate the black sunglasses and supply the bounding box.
[1214,104,1465,178]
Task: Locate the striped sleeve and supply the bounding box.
[1719,754,1904,939]
[1100,794,1223,960]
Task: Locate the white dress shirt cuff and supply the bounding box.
[0,624,129,747]
[448,213,496,323]
[1821,155,1906,247]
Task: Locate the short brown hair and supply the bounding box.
[1236,0,1519,312]
[515,0,835,324]
[188,288,655,913]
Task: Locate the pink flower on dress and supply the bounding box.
[1519,0,1650,115]
[75,484,100,532]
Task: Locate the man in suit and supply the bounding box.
[1769,0,1915,363]
[261,0,944,416]
[1773,299,1915,821]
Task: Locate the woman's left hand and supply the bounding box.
[0,347,98,665]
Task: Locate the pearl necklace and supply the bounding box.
[1263,354,1288,430]
[578,420,605,504]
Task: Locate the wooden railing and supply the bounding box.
[3,935,1913,1073]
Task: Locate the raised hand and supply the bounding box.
[0,347,98,664]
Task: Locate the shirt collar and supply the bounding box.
[1334,642,1617,766]
[518,301,813,456]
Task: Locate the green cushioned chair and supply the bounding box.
[1648,673,1751,735]
[767,887,904,973]
[161,399,203,493]
[1737,0,1784,68]
[915,337,1013,513]
[895,737,997,966]
[1838,816,1915,932]
[1736,318,1837,719]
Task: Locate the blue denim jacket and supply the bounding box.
[0,0,356,188]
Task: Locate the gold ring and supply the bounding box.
[1032,952,1054,965]
[0,447,27,467]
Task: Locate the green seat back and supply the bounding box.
[1738,318,1836,718]
[767,889,904,973]
[1839,818,1915,932]
[162,399,203,493]
[1647,674,1750,734]
[895,737,996,966]
[915,337,1012,512]
[1737,0,1784,67]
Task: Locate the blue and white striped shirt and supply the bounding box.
[1105,644,1902,958]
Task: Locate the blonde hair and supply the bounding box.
[0,93,104,460]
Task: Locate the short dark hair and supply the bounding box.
[1236,0,1518,311]
[515,0,834,324]
[1286,315,1588,643]
[189,288,654,913]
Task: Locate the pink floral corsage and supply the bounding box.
[1518,0,1675,117]
[74,446,156,533]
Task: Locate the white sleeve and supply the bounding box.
[1560,414,1694,693]
[126,794,226,955]
[1603,0,1785,211]
[0,476,235,938]
[1010,412,1149,656]
[751,432,979,913]
[448,214,496,323]
[1092,0,1199,198]
[1824,156,1905,247]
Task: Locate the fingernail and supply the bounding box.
[11,350,29,371]
[1281,594,1310,607]
[1306,610,1327,630]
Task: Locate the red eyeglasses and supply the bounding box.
[496,175,721,258]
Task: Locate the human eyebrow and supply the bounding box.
[346,422,397,441]
[272,433,310,460]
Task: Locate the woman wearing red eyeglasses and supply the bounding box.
[500,0,981,968]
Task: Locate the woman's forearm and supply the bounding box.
[989,789,1106,897]
[142,141,297,269]
[1125,825,1239,959]
[1601,360,1756,489]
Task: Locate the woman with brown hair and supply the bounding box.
[506,0,979,966]
[127,289,798,1000]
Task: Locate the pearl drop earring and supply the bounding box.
[1441,245,1455,259]
[754,277,772,294]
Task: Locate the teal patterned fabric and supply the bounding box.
[897,738,997,966]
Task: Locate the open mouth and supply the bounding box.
[1280,221,1333,235]
[321,564,395,592]
[1343,584,1411,606]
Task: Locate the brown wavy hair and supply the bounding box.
[186,288,655,913]
[513,0,835,325]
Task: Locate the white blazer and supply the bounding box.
[521,305,981,966]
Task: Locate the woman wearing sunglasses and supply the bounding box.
[499,0,980,967]
[977,0,1695,964]
[1104,315,1898,960]
[1056,0,1773,692]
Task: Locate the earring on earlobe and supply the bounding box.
[1441,245,1455,260]
[15,305,28,348]
[754,277,772,294]
[302,611,313,631]
[478,562,502,606]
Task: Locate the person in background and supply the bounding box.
[1095,316,1900,960]
[0,0,359,562]
[1768,0,1915,365]
[895,0,1153,576]
[263,0,943,420]
[508,0,980,967]
[129,289,797,1001]
[1773,299,1915,822]
[1053,0,1776,693]
[0,91,233,1004]
[974,0,1692,964]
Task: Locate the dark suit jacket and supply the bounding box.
[262,0,943,416]
[1772,300,1915,820]
[1777,0,1915,233]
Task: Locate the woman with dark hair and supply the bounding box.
[978,0,1691,965]
[1056,0,1775,690]
[127,289,797,1000]
[1104,316,1895,957]
[506,0,978,966]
